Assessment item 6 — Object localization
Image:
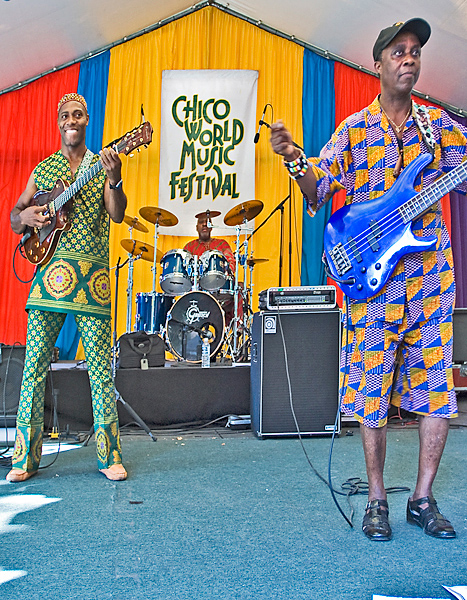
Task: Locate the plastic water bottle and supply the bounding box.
[201,337,210,368]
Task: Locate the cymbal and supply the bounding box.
[139,206,179,227]
[224,200,264,226]
[195,210,221,220]
[120,239,162,263]
[123,215,149,233]
[247,257,269,267]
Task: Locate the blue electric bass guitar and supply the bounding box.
[323,153,467,300]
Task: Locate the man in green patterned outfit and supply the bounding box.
[7,93,128,482]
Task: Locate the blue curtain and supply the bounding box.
[55,51,111,360]
[300,49,335,285]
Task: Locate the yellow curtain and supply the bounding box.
[103,6,304,340]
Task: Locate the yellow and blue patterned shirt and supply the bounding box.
[307,97,467,327]
[26,150,112,319]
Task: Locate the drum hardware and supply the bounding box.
[139,206,179,227]
[223,200,264,359]
[139,205,178,329]
[160,249,194,295]
[195,209,221,220]
[123,215,149,233]
[135,292,173,334]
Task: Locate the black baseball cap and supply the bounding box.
[373,18,431,61]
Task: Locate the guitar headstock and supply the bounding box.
[116,122,153,156]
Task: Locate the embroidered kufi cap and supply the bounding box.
[57,93,88,114]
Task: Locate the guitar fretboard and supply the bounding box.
[399,160,467,222]
[52,159,103,211]
[50,133,129,212]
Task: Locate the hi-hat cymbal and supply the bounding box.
[123,215,149,233]
[195,210,221,220]
[224,200,264,226]
[139,206,179,227]
[247,257,269,267]
[120,239,162,263]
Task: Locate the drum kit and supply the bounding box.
[118,200,268,363]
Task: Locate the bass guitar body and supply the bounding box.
[22,178,72,266]
[323,153,438,301]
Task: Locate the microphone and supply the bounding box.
[254,104,268,143]
[206,209,213,228]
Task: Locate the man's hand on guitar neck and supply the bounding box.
[100,146,127,223]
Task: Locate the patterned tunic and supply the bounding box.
[307,97,467,327]
[26,150,111,319]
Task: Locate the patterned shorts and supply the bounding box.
[340,312,457,428]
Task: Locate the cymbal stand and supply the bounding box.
[150,218,160,333]
[222,222,252,362]
[125,224,136,333]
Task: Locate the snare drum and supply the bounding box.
[135,292,173,334]
[199,250,230,292]
[160,249,193,295]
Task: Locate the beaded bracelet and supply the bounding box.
[283,150,309,180]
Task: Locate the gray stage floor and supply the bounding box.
[1,414,467,600]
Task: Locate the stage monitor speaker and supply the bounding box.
[453,308,467,363]
[250,310,341,437]
[0,344,26,426]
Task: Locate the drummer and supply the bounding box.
[183,210,236,273]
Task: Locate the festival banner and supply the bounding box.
[158,69,258,236]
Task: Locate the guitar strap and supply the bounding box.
[412,102,436,157]
[74,148,95,178]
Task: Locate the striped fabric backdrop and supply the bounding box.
[0,6,465,355]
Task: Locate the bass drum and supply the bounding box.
[165,291,225,363]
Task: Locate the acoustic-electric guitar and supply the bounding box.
[22,121,153,266]
[323,153,467,300]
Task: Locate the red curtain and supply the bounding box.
[0,65,80,344]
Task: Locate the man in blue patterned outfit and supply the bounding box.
[271,19,467,540]
[8,93,128,482]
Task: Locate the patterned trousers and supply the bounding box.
[12,310,122,471]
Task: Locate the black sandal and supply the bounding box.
[406,496,456,539]
[362,499,392,541]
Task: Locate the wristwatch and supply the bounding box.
[109,179,123,190]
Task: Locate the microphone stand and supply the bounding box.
[248,193,290,287]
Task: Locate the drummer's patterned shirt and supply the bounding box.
[183,238,236,274]
[306,97,467,327]
[26,150,111,319]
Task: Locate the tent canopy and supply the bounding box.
[2,0,467,114]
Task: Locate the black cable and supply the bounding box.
[276,304,409,529]
[12,242,36,284]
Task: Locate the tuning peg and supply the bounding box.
[129,153,134,158]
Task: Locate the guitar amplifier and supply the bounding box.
[258,285,337,311]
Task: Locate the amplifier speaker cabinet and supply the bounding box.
[453,308,467,364]
[250,310,341,437]
[0,344,26,425]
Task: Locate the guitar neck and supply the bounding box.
[53,158,103,212]
[400,160,467,223]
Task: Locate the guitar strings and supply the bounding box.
[335,165,463,264]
